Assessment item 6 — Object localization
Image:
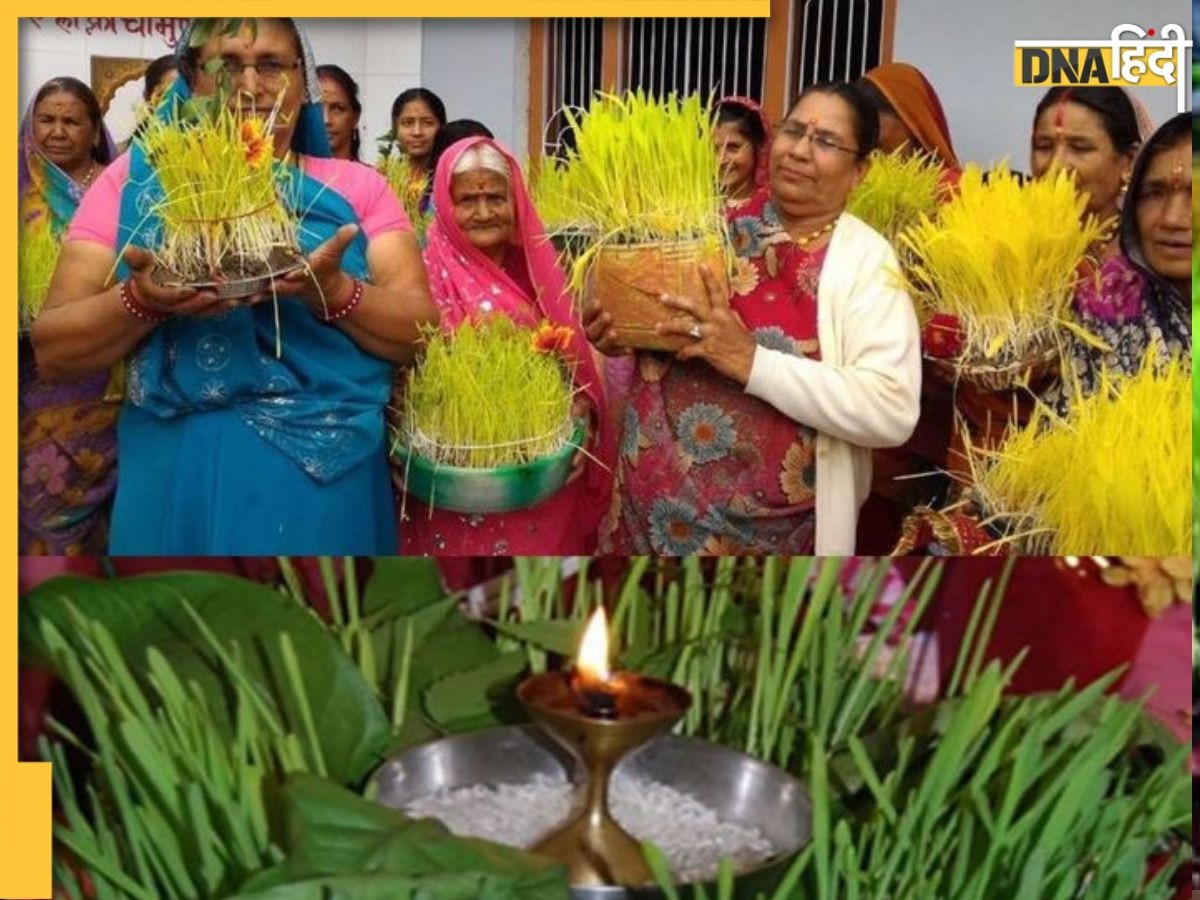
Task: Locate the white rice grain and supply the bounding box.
[402,771,777,883]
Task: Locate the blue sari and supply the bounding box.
[108,79,397,554]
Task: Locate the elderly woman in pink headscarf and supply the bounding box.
[397,136,614,554]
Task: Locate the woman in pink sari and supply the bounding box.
[398,136,614,554]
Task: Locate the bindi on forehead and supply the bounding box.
[1166,156,1189,188]
[39,95,83,114]
[1052,95,1069,130]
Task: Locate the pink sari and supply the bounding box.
[400,137,613,554]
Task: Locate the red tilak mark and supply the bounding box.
[1053,93,1070,129]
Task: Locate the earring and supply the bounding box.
[1118,170,1130,197]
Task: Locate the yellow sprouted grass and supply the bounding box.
[136,90,300,281]
[18,221,61,327]
[528,153,584,234]
[529,91,730,293]
[846,150,942,244]
[402,317,576,469]
[377,151,431,239]
[967,355,1189,555]
[899,164,1105,365]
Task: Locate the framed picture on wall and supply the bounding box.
[90,54,152,146]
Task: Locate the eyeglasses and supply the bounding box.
[775,120,859,157]
[205,55,301,87]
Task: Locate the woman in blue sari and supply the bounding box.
[19,77,119,555]
[31,19,438,554]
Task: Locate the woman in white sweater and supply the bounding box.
[586,83,921,555]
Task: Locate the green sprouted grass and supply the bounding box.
[30,557,1190,899]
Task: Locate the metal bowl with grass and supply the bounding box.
[394,418,585,514]
[154,247,307,301]
[369,724,812,900]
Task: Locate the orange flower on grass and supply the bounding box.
[241,118,273,168]
[531,321,574,354]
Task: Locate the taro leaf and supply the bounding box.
[423,651,528,733]
[20,572,389,785]
[231,773,568,900]
[486,618,584,658]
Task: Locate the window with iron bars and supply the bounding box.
[529,0,894,160]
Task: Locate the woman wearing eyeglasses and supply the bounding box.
[30,18,439,554]
[586,83,921,555]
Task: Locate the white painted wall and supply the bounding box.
[420,19,530,161]
[891,0,1191,169]
[18,18,423,160]
[298,18,423,163]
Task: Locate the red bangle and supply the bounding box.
[120,278,168,325]
[324,277,365,322]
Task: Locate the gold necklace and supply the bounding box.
[1092,216,1119,249]
[792,217,838,247]
[76,161,98,189]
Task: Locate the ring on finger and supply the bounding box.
[687,323,703,340]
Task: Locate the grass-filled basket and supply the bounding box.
[394,317,582,513]
[536,92,731,351]
[899,164,1105,392]
[134,91,304,300]
[964,356,1190,555]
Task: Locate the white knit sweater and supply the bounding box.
[743,212,922,554]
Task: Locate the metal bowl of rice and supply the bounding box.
[369,725,811,899]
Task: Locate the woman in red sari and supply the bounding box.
[588,83,922,555]
[398,136,614,554]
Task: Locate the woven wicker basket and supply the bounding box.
[925,337,1061,393]
[587,238,729,352]
[547,227,596,264]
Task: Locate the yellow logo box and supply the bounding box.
[1013,46,1175,88]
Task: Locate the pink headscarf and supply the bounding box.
[422,136,614,524]
[716,95,773,193]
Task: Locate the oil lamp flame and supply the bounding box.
[577,606,610,684]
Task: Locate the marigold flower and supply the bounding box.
[531,322,574,354]
[241,118,272,168]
